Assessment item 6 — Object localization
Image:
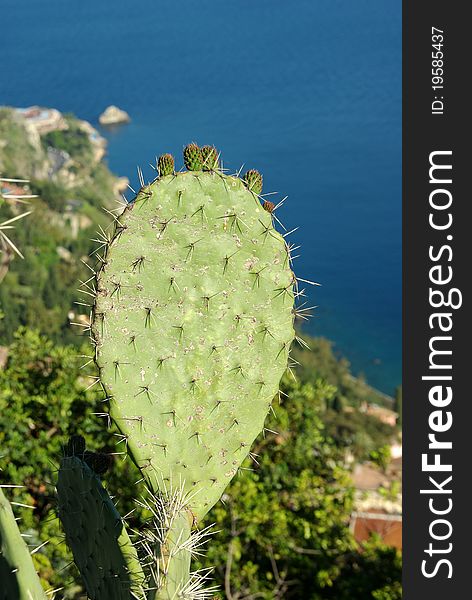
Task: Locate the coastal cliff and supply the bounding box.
[0,106,127,345]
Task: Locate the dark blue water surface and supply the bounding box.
[1,0,401,394]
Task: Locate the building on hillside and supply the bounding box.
[15,106,67,135]
[1,181,28,197]
[15,107,107,164]
[350,511,402,549]
[350,451,402,550]
[360,402,398,426]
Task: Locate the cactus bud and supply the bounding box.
[65,434,86,457]
[157,153,175,176]
[183,143,203,171]
[243,169,263,195]
[201,145,219,171]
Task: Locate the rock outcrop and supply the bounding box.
[98,105,130,126]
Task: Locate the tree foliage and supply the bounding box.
[0,329,401,598]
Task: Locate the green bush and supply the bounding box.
[42,124,91,159]
[0,328,141,591]
[0,329,402,598]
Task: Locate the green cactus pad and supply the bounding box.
[201,145,219,171]
[157,154,175,177]
[92,168,295,521]
[243,169,263,195]
[57,456,145,599]
[0,487,47,600]
[183,143,203,171]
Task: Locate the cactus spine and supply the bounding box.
[0,177,35,284]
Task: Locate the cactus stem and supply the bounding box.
[90,156,297,592]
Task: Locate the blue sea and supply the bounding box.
[1,0,401,394]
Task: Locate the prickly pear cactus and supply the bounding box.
[0,486,47,600]
[57,443,145,600]
[92,146,295,523]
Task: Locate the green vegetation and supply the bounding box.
[0,115,401,598]
[0,328,401,599]
[42,119,92,160]
[291,337,393,408]
[0,109,120,346]
[323,406,396,462]
[0,196,101,345]
[0,108,47,177]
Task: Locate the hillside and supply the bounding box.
[0,106,127,344]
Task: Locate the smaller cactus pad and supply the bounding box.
[57,454,145,600]
[0,487,47,600]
